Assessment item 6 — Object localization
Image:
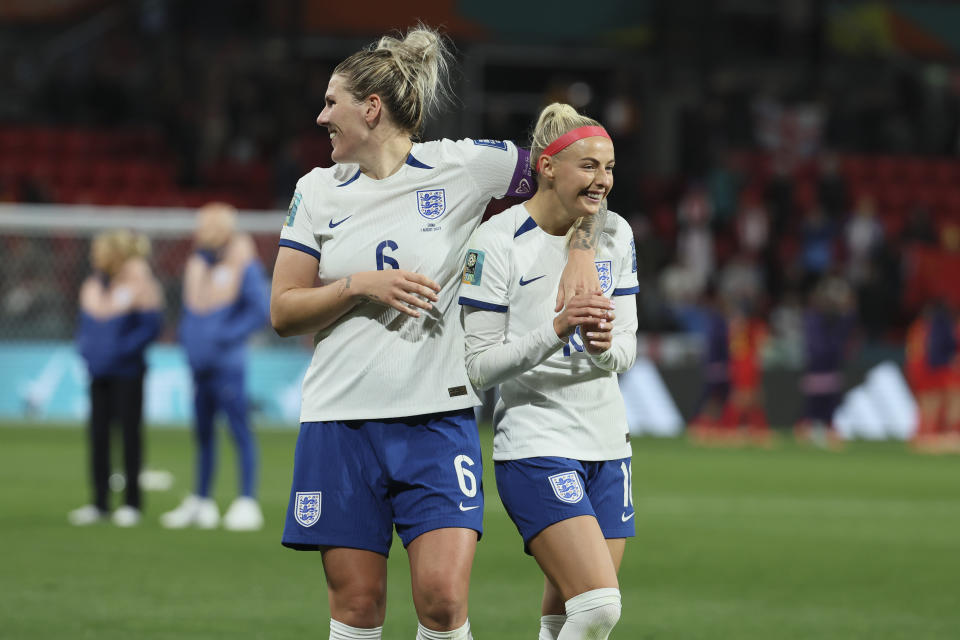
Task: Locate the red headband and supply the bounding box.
[537,125,610,173]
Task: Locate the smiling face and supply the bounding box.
[543,136,615,219]
[316,74,372,164]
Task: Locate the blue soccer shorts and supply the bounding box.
[495,456,635,553]
[282,408,483,556]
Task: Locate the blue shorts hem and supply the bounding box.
[280,535,391,556]
[398,518,483,548]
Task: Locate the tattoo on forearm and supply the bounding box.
[337,276,352,298]
[570,200,608,251]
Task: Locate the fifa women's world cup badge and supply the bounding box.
[462,249,485,285]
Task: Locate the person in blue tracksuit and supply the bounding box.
[70,230,164,528]
[161,203,270,531]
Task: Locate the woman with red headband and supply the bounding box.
[458,103,638,640]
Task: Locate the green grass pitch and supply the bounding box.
[1,423,958,639]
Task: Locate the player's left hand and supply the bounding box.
[582,319,613,355]
[556,247,602,312]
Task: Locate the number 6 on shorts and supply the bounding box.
[454,454,478,497]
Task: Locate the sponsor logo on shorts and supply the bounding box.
[548,471,584,504]
[294,491,321,527]
[621,512,635,522]
[459,502,480,512]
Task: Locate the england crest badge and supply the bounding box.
[548,471,584,504]
[294,491,321,527]
[595,260,613,294]
[416,189,446,220]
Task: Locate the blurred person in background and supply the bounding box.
[688,283,732,441]
[793,275,855,449]
[459,104,632,640]
[816,151,848,219]
[716,295,771,446]
[844,194,883,286]
[161,203,270,531]
[69,230,163,527]
[799,205,837,292]
[269,26,604,640]
[910,299,960,453]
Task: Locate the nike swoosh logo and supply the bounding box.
[328,216,352,228]
[459,502,480,512]
[621,512,635,522]
[519,275,546,286]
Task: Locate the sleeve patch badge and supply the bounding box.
[473,139,507,150]
[462,249,485,285]
[630,237,638,273]
[285,191,302,227]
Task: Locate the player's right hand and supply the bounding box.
[553,293,614,339]
[354,270,440,318]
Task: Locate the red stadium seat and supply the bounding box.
[841,155,870,183]
[873,156,898,183]
[0,129,30,153]
[899,157,927,185]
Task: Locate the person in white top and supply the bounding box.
[459,103,638,640]
[270,27,606,640]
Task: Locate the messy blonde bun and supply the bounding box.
[334,25,455,138]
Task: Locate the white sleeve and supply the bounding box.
[587,291,637,373]
[278,177,321,260]
[457,222,511,311]
[463,307,566,390]
[453,139,527,200]
[612,216,640,296]
[589,214,638,372]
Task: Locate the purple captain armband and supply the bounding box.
[505,148,534,199]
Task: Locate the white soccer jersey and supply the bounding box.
[279,138,530,422]
[458,203,639,461]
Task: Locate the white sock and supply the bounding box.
[539,614,567,640]
[415,619,472,639]
[557,588,621,640]
[329,618,382,639]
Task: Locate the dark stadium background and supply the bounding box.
[1,3,959,639]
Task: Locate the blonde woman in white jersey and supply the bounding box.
[458,104,638,640]
[271,27,606,640]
